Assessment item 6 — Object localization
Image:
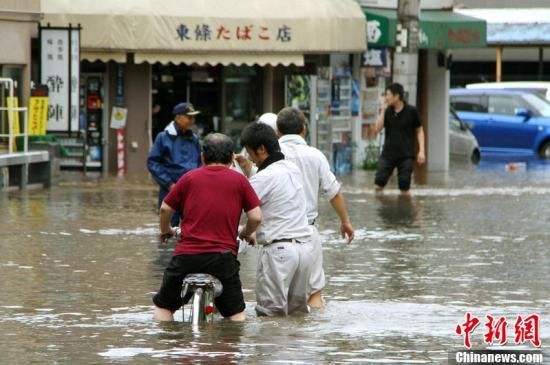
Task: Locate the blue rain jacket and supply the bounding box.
[147,121,201,190]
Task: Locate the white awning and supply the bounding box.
[80,51,126,63]
[134,52,303,66]
[41,0,366,65]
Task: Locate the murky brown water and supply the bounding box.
[1,163,549,364]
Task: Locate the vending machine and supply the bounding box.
[80,75,103,169]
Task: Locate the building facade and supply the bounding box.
[358,0,486,171]
[0,0,40,151]
[40,0,366,176]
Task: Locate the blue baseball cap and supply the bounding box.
[173,102,200,116]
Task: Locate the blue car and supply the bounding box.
[450,89,550,159]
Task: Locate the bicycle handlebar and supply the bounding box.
[162,227,253,255]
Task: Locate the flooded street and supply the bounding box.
[1,161,549,364]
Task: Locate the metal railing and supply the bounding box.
[0,78,29,153]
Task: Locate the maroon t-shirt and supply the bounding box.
[163,165,260,256]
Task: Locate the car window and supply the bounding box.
[451,95,487,113]
[487,95,529,115]
[523,93,550,117]
[449,113,461,131]
[450,107,467,128]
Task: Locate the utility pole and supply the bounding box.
[394,0,420,105]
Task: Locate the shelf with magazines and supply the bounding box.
[330,74,352,117]
[359,66,388,169]
[315,69,333,167]
[329,63,353,175]
[55,135,86,169]
[331,115,352,132]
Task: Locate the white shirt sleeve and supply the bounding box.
[318,153,341,201]
[249,173,270,202]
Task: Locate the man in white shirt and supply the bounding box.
[239,122,316,316]
[277,107,355,308]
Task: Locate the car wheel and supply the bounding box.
[470,149,480,164]
[539,141,550,159]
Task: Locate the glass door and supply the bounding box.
[223,66,259,149]
[0,66,23,142]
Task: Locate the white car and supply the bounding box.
[466,81,550,102]
[450,107,480,163]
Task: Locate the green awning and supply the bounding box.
[364,8,486,49]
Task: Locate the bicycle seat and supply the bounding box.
[183,273,223,297]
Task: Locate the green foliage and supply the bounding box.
[362,159,378,170]
[362,142,380,170]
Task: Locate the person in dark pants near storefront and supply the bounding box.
[368,83,425,196]
[147,102,202,227]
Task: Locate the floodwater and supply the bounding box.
[1,159,549,364]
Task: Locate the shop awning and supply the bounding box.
[455,8,550,45]
[80,51,126,63]
[364,8,487,49]
[134,52,303,66]
[41,0,366,66]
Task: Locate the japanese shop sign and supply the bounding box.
[363,9,486,49]
[41,28,80,132]
[363,48,387,67]
[174,23,293,45]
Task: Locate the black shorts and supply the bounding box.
[374,157,414,191]
[153,251,245,318]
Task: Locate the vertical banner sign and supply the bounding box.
[28,97,49,135]
[116,128,125,176]
[5,97,19,151]
[114,64,125,175]
[41,29,69,131]
[70,29,80,132]
[29,86,49,135]
[115,64,124,106]
[5,97,20,135]
[41,27,80,132]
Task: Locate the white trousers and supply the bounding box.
[255,236,315,316]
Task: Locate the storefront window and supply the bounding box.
[0,66,23,139]
[224,65,259,145]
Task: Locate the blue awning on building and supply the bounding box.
[455,8,550,45]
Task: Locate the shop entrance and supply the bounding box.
[53,71,106,171]
[152,64,222,142]
[152,64,261,148]
[223,66,260,146]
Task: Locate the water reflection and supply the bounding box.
[375,194,425,228]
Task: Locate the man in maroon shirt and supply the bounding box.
[153,133,262,321]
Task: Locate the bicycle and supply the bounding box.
[181,273,223,326]
[164,228,247,326]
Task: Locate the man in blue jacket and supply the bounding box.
[147,102,202,226]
